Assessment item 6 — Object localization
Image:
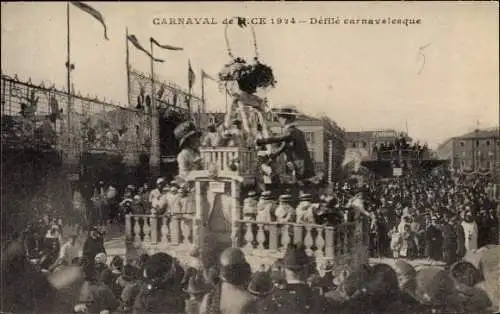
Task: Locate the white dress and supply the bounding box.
[461,221,478,252]
[296,201,315,224]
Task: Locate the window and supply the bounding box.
[460,142,464,147]
[486,140,490,146]
[304,132,315,145]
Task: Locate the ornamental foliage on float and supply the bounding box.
[218,19,277,97]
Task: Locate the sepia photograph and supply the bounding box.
[1,1,499,313]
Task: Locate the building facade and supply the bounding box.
[436,128,500,173]
[345,130,411,159]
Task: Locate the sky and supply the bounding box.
[1,2,499,149]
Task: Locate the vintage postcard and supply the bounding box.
[1,2,499,314]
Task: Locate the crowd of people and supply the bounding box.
[3,228,499,314]
[359,173,498,264]
[374,134,429,155]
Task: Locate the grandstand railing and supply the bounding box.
[200,147,258,177]
[125,212,366,261]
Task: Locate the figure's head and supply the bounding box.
[174,121,202,149]
[394,259,417,292]
[273,106,299,126]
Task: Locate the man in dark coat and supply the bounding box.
[81,226,106,267]
[442,214,459,265]
[256,107,316,198]
[257,245,330,314]
[453,215,466,259]
[425,216,443,261]
[133,252,185,314]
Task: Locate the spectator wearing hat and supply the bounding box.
[275,194,295,223]
[199,247,255,314]
[296,193,315,224]
[118,265,141,313]
[256,190,275,221]
[257,150,279,192]
[49,234,79,271]
[175,121,203,180]
[176,184,192,215]
[94,252,108,275]
[223,118,246,148]
[442,214,460,265]
[256,106,316,196]
[76,263,120,314]
[258,244,329,314]
[414,267,463,313]
[184,274,210,314]
[461,211,478,253]
[394,260,417,295]
[149,178,165,206]
[243,191,259,220]
[101,255,124,297]
[425,215,443,261]
[248,271,274,299]
[81,227,106,267]
[202,123,222,147]
[451,214,466,259]
[133,252,184,314]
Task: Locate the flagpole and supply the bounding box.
[66,2,72,131]
[200,71,205,128]
[125,27,131,106]
[149,40,160,178]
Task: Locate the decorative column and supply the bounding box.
[231,180,241,248]
[191,180,204,256]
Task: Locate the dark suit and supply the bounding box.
[454,223,466,259]
[256,124,315,182]
[425,225,443,261]
[442,223,458,265]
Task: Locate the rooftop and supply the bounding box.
[454,128,499,140]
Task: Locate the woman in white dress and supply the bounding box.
[461,211,478,253]
[175,121,203,180]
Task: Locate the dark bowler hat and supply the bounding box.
[122,265,139,282]
[415,267,455,306]
[220,247,247,267]
[279,194,293,202]
[283,244,310,270]
[449,261,482,287]
[272,106,300,116]
[144,252,174,280]
[174,121,201,149]
[260,190,273,200]
[248,271,274,297]
[299,193,312,201]
[394,259,416,279]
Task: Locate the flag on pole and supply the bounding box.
[127,34,164,63]
[188,60,195,89]
[71,2,109,40]
[201,70,216,81]
[150,37,183,51]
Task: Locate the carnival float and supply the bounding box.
[125,20,369,274]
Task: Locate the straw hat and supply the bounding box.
[174,121,201,149]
